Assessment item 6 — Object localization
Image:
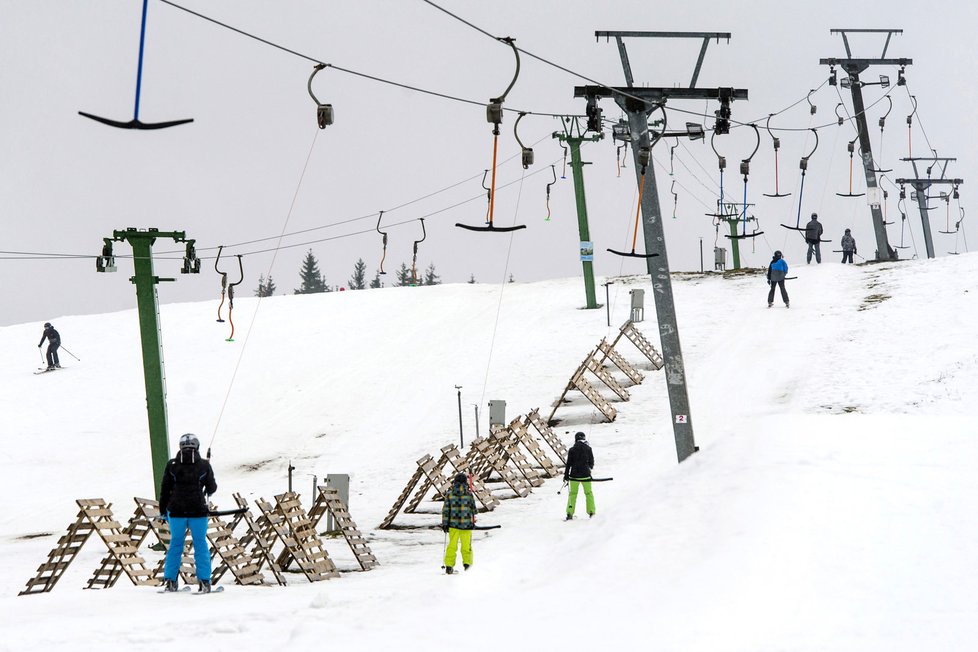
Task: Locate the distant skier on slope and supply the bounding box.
[841,228,857,264]
[37,322,61,370]
[159,433,218,593]
[767,250,790,309]
[805,213,824,264]
[441,472,476,574]
[564,432,595,520]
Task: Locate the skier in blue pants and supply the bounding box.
[159,433,217,593]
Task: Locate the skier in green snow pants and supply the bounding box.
[441,472,477,574]
[565,432,595,519]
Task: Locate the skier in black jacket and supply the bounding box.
[563,432,595,520]
[159,433,217,593]
[37,322,61,370]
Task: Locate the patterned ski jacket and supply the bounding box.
[841,234,856,252]
[441,481,477,530]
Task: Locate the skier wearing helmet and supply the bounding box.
[767,250,790,308]
[564,432,595,520]
[37,322,61,370]
[440,472,476,574]
[159,433,218,592]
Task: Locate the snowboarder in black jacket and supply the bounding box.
[564,432,595,519]
[37,322,61,370]
[159,433,217,593]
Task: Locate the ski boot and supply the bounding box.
[565,514,573,521]
[445,567,454,575]
[463,564,470,571]
[197,580,212,594]
[162,579,178,593]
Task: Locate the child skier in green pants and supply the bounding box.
[564,432,595,519]
[441,472,477,574]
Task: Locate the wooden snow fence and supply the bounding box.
[308,486,378,571]
[440,444,499,511]
[526,408,568,465]
[547,351,618,424]
[613,320,664,369]
[596,337,644,385]
[259,493,340,582]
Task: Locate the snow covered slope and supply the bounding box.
[1,254,976,651]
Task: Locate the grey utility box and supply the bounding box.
[714,247,727,271]
[629,288,645,322]
[324,473,350,533]
[488,400,507,428]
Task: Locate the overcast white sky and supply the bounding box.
[2,0,975,327]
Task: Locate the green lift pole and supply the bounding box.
[553,117,602,309]
[96,227,200,497]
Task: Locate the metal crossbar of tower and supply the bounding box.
[574,31,747,462]
[820,28,912,261]
[895,156,964,259]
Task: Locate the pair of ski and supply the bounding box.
[33,366,65,375]
[158,585,224,594]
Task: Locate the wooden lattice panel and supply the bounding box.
[492,426,544,487]
[378,466,425,529]
[313,487,378,571]
[85,504,152,589]
[19,507,96,595]
[585,354,630,401]
[132,497,196,585]
[231,494,286,585]
[511,417,562,478]
[547,357,589,424]
[205,516,264,585]
[619,320,664,369]
[404,453,452,514]
[474,438,531,498]
[269,493,339,581]
[527,408,567,465]
[462,437,495,482]
[572,374,618,422]
[441,445,498,510]
[76,499,158,587]
[597,338,644,385]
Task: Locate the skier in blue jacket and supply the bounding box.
[767,250,789,308]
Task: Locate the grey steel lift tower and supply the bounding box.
[821,28,911,261]
[895,157,964,259]
[575,31,748,463]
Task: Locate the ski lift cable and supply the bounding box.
[208,126,322,452]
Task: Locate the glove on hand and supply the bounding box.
[442,524,450,533]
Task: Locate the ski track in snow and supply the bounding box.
[2,255,978,651]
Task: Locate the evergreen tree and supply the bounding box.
[468,274,476,284]
[255,274,277,297]
[394,262,412,287]
[423,262,441,286]
[369,270,382,289]
[349,258,367,290]
[294,249,326,294]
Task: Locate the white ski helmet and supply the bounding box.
[178,433,200,450]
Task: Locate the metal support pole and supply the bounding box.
[727,219,742,269]
[912,182,937,259]
[288,461,294,493]
[604,281,612,327]
[472,404,480,439]
[625,108,697,462]
[455,385,464,448]
[128,235,171,496]
[567,138,597,308]
[846,71,895,261]
[699,237,704,273]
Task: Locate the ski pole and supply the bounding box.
[59,346,81,361]
[557,480,568,495]
[39,347,45,365]
[440,528,449,570]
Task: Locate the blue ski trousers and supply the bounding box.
[163,516,211,582]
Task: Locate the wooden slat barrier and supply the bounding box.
[474,438,531,498]
[441,444,498,511]
[527,408,567,465]
[312,486,378,571]
[379,466,425,529]
[230,494,287,586]
[19,508,96,595]
[205,515,265,586]
[511,417,562,478]
[267,493,339,581]
[492,426,544,487]
[86,504,152,589]
[404,453,452,514]
[585,354,630,401]
[132,497,197,585]
[78,500,158,587]
[616,320,664,369]
[596,338,644,385]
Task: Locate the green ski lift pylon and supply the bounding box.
[725,124,764,241]
[782,128,819,232]
[607,145,660,259]
[762,115,791,198]
[376,211,389,275]
[410,218,427,285]
[544,165,556,222]
[307,63,335,129]
[456,37,526,233]
[95,228,200,497]
[79,0,192,130]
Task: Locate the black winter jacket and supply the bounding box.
[38,326,60,347]
[159,450,217,517]
[564,441,594,480]
[804,219,823,244]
